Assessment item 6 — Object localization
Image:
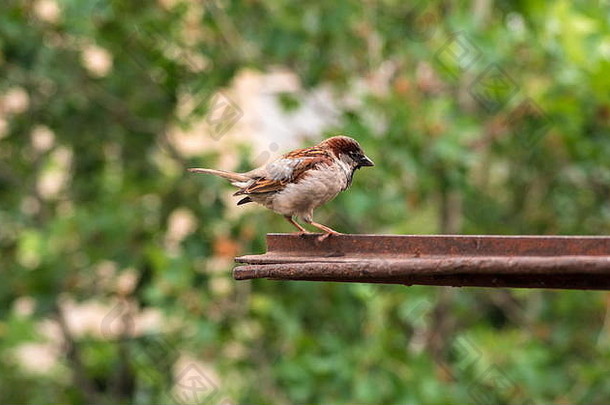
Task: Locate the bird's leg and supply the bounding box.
[310,221,342,241]
[302,217,342,241]
[284,216,309,234]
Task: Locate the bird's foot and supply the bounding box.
[293,231,313,238]
[317,231,342,242]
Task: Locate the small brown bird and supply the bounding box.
[188,136,374,239]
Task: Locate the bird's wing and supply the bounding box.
[234,147,331,195]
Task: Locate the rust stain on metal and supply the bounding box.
[234,234,610,290]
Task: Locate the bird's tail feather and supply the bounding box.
[187,168,250,182]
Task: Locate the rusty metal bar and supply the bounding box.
[234,234,610,290]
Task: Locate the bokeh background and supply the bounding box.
[2,0,610,403]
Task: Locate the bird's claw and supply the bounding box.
[295,231,311,238]
[317,232,342,242]
[291,231,341,241]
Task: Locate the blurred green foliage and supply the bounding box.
[1,0,610,404]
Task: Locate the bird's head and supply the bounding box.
[319,136,374,170]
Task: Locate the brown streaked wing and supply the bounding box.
[233,177,285,195]
[234,151,332,196]
[283,146,329,159]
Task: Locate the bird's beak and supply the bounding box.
[359,155,375,167]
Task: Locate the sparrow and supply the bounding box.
[188,136,374,240]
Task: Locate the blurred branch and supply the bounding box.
[80,77,161,135]
[472,0,492,28]
[79,73,188,166]
[251,339,292,404]
[53,304,102,405]
[0,161,21,187]
[440,187,463,234]
[425,288,457,362]
[108,339,136,401]
[157,130,188,166]
[487,290,529,327]
[205,0,253,60]
[108,298,137,402]
[438,166,463,234]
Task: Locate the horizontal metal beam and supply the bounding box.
[234,234,610,290]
